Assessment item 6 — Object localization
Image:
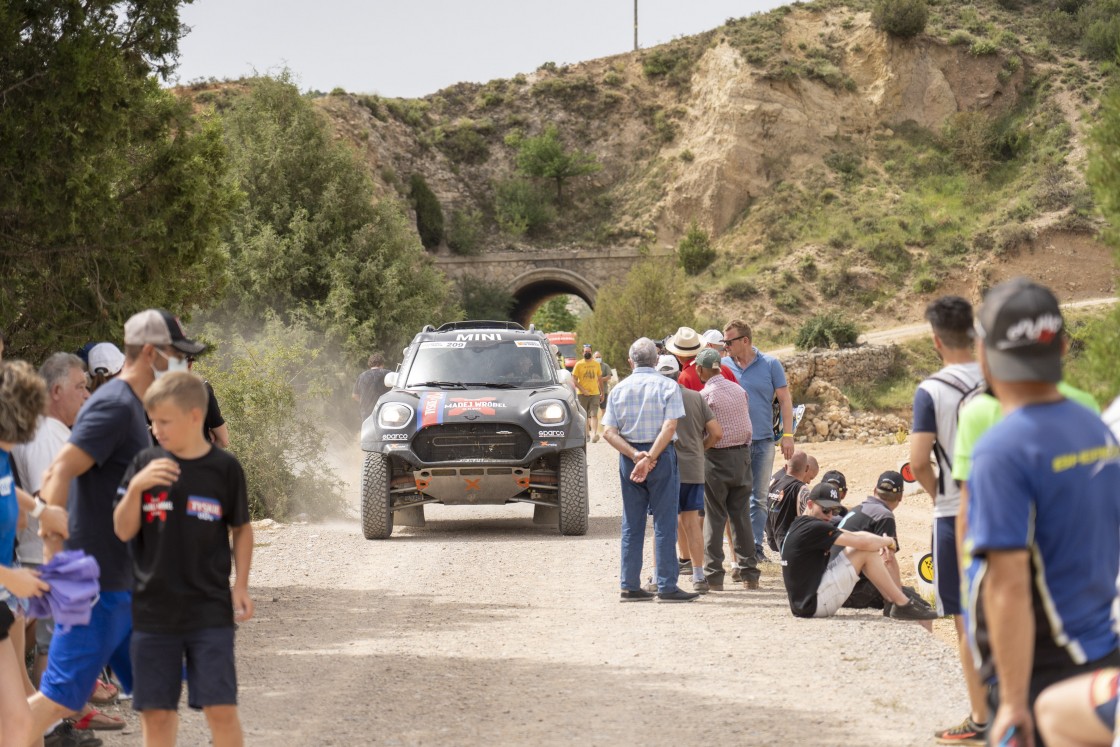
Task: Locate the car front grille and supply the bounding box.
[412,423,533,463]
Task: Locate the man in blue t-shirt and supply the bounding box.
[29,309,207,737]
[964,278,1120,746]
[720,319,793,561]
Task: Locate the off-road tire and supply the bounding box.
[558,448,589,536]
[361,452,393,539]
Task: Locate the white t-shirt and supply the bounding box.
[10,416,70,564]
[1104,396,1120,442]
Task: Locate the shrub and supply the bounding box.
[948,30,974,46]
[436,122,490,164]
[1082,16,1120,61]
[642,44,698,87]
[871,0,929,39]
[196,320,346,521]
[409,174,444,249]
[456,277,513,320]
[723,277,759,298]
[969,38,1000,55]
[494,178,553,237]
[679,149,695,162]
[795,312,861,350]
[448,208,484,255]
[652,110,678,143]
[677,222,717,275]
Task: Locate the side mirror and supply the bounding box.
[384,372,398,388]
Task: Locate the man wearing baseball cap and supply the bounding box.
[28,309,206,737]
[780,481,937,620]
[963,278,1120,746]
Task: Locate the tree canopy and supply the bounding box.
[514,125,601,202]
[0,1,239,359]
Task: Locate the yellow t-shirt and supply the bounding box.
[572,358,602,396]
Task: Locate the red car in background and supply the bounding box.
[544,331,579,371]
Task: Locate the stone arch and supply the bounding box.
[507,268,597,327]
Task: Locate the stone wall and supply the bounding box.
[777,344,909,444]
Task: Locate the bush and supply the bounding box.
[448,208,484,255]
[409,174,444,249]
[1082,16,1120,60]
[494,178,553,237]
[456,277,513,320]
[436,122,490,164]
[969,38,1000,55]
[196,320,346,521]
[795,312,861,350]
[871,0,929,38]
[677,222,717,275]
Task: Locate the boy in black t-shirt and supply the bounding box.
[113,371,253,746]
[780,483,936,621]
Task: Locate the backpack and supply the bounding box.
[924,372,987,494]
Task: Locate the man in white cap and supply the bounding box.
[28,309,206,740]
[669,327,736,393]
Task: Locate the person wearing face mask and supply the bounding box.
[572,344,603,443]
[27,309,206,742]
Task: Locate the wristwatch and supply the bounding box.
[30,495,46,519]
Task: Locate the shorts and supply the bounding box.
[39,590,133,712]
[1092,667,1120,732]
[578,394,599,415]
[813,552,860,618]
[679,483,704,513]
[132,626,238,711]
[932,516,961,615]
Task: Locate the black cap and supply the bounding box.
[975,277,1063,383]
[821,470,847,491]
[876,470,904,494]
[808,482,843,509]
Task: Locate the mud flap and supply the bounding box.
[533,504,559,525]
[395,504,426,527]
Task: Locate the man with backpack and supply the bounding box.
[910,295,988,746]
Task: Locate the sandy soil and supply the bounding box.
[92,437,967,747]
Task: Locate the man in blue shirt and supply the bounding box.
[602,338,698,603]
[721,320,793,561]
[964,278,1120,746]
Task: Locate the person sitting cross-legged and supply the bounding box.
[780,483,938,621]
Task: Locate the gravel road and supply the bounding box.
[97,438,966,746]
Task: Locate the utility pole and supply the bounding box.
[634,0,638,51]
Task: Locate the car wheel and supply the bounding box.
[558,448,589,536]
[361,452,393,539]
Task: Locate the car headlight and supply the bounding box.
[378,402,414,429]
[532,400,568,426]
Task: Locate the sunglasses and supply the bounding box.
[722,334,748,345]
[818,506,836,517]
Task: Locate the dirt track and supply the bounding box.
[89,437,965,746]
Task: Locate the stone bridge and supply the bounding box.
[433,247,671,325]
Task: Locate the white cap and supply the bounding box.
[88,343,125,376]
[656,354,680,375]
[702,329,725,348]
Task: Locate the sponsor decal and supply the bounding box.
[420,392,446,428]
[186,496,223,522]
[419,341,465,349]
[446,398,507,416]
[538,430,566,438]
[515,340,542,348]
[383,433,409,441]
[142,491,172,523]
[999,314,1063,348]
[0,475,11,497]
[455,333,503,341]
[463,478,482,491]
[917,553,935,584]
[538,441,556,448]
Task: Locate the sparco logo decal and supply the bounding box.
[538,430,566,437]
[383,433,409,441]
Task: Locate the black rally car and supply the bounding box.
[359,321,589,539]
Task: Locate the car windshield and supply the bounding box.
[404,338,556,389]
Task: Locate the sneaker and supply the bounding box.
[755,547,771,563]
[678,559,692,575]
[692,578,710,594]
[657,588,700,603]
[45,723,103,747]
[890,599,939,621]
[643,580,658,593]
[935,716,987,745]
[743,578,760,590]
[620,588,656,602]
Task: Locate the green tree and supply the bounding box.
[871,0,929,39]
[514,125,602,202]
[532,297,579,332]
[218,74,457,358]
[409,174,445,250]
[0,1,240,358]
[577,260,695,376]
[677,222,717,275]
[456,277,514,320]
[494,178,554,237]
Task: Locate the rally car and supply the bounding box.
[358,321,589,539]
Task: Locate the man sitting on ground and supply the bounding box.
[780,483,938,620]
[766,450,811,553]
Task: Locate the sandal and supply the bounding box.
[71,708,126,731]
[88,679,118,705]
